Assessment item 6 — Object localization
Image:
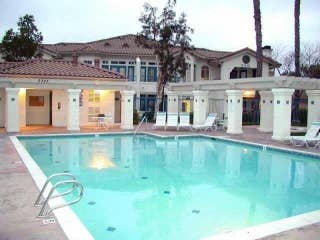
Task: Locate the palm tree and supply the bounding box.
[253,0,263,77]
[294,0,301,76]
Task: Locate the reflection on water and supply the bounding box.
[20,135,320,240]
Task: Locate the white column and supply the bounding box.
[272,88,295,140]
[135,57,141,83]
[121,90,135,130]
[306,90,320,128]
[66,89,81,131]
[135,91,140,111]
[192,90,209,126]
[167,91,179,113]
[190,57,195,82]
[0,88,6,127]
[5,88,20,132]
[258,91,273,132]
[19,88,26,127]
[226,90,243,134]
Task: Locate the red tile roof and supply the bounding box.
[0,62,21,71]
[42,34,155,57]
[41,34,280,67]
[188,48,231,60]
[42,34,234,60]
[0,59,126,80]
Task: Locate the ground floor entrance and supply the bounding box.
[0,88,126,131]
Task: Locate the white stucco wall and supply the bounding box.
[220,52,272,80]
[0,88,5,127]
[194,58,220,81]
[26,89,51,125]
[19,88,26,127]
[52,90,68,127]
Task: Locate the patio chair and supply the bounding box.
[166,113,178,131]
[177,112,192,131]
[192,113,217,131]
[290,121,320,147]
[152,112,166,130]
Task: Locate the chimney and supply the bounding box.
[94,58,100,68]
[72,53,78,66]
[262,45,272,58]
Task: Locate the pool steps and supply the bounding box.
[34,173,84,218]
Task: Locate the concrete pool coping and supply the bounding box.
[10,131,320,240]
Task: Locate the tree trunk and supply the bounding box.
[253,0,263,77]
[155,70,165,114]
[294,0,301,77]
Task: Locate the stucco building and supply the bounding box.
[40,34,280,114]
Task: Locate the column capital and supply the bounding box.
[226,89,243,96]
[66,89,81,94]
[306,90,320,97]
[272,88,295,96]
[5,88,20,94]
[166,91,179,96]
[192,90,209,96]
[121,90,135,96]
[259,90,273,98]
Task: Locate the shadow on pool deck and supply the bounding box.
[1,125,320,240]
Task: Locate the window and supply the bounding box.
[29,96,44,106]
[110,65,126,76]
[127,66,135,81]
[147,67,157,82]
[140,67,146,82]
[83,60,93,65]
[88,107,100,122]
[88,90,100,103]
[201,66,209,80]
[240,70,247,78]
[102,60,109,70]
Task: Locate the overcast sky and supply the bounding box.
[0,0,319,51]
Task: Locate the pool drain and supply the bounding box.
[106,227,116,232]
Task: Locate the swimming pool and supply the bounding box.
[17,134,320,240]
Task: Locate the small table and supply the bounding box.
[92,115,112,129]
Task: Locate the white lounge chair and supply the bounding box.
[192,113,217,131]
[290,121,320,147]
[152,112,166,130]
[178,112,192,130]
[166,113,178,131]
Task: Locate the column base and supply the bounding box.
[121,125,134,130]
[271,135,290,141]
[67,127,80,131]
[226,129,243,134]
[257,127,273,133]
[6,127,20,133]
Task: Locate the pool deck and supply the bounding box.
[1,125,320,240]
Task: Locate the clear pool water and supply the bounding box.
[19,134,320,240]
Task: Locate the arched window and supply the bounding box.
[201,66,209,80]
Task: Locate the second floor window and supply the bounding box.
[201,66,209,80]
[84,60,93,65]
